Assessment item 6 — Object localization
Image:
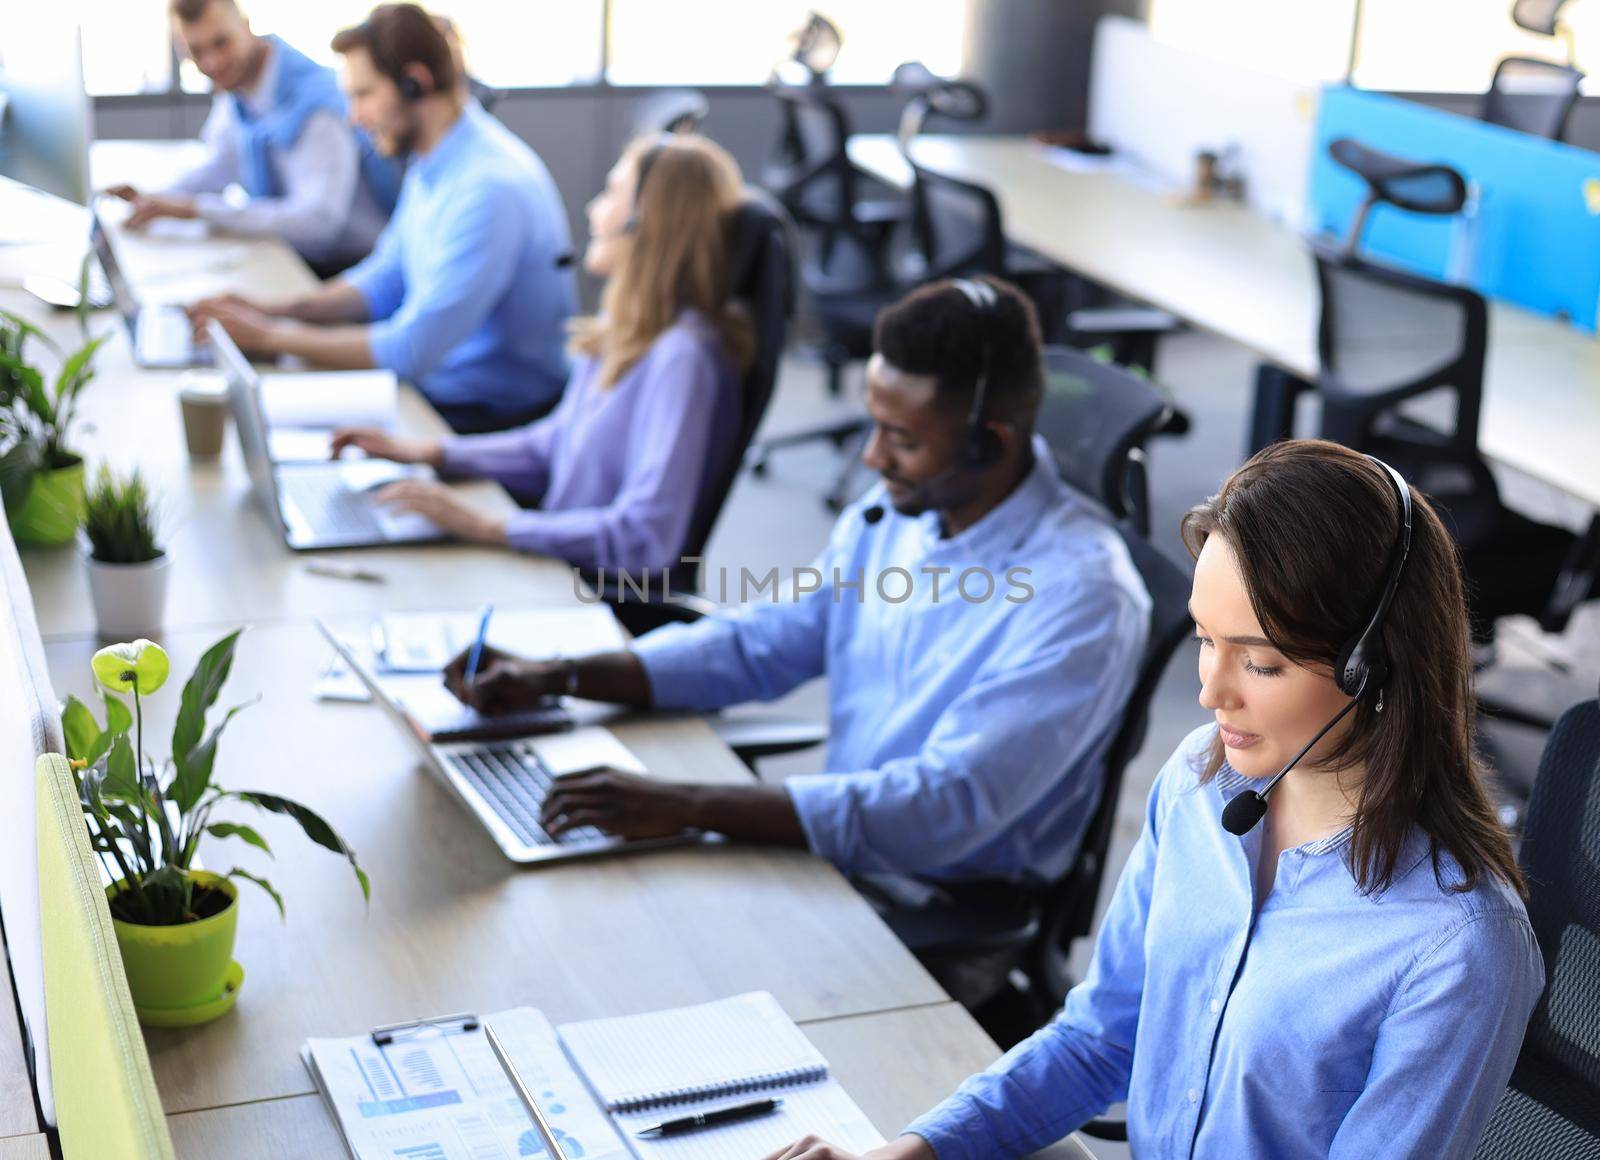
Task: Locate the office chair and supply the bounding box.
[1251,138,1597,733]
[1473,695,1600,1158]
[872,349,1193,1027]
[762,80,908,322]
[749,74,1037,510]
[629,89,711,137]
[600,189,798,638]
[1483,56,1585,141]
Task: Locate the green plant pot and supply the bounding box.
[8,456,86,547]
[109,871,240,1021]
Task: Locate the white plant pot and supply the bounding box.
[85,552,171,639]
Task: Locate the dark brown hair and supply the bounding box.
[1180,439,1523,897]
[331,3,458,95]
[169,0,234,23]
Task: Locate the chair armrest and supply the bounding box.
[707,713,829,768]
[853,197,911,227]
[1079,1118,1129,1142]
[1065,307,1181,334]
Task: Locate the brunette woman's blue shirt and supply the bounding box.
[906,723,1543,1159]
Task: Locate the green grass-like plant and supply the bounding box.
[83,465,163,565]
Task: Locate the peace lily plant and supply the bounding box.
[62,632,368,1023]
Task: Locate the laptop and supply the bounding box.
[91,210,208,368]
[317,619,695,865]
[209,320,447,551]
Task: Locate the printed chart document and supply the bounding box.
[305,993,884,1159]
[303,1008,629,1160]
[376,606,629,674]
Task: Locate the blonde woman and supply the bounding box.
[331,134,753,571]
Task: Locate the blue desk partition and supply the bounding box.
[1307,85,1600,330]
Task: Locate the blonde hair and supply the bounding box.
[569,135,754,390]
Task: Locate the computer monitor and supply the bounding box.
[0,17,92,204]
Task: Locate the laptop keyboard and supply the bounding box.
[135,306,196,365]
[280,472,385,539]
[441,742,606,849]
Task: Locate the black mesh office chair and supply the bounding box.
[1473,695,1600,1158]
[599,190,798,637]
[629,89,711,137]
[1483,56,1585,141]
[763,82,907,306]
[1251,138,1597,730]
[746,74,993,507]
[875,348,1193,1026]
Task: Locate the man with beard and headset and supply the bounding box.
[191,3,575,433]
[440,276,1152,1000]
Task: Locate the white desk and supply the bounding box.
[849,134,1600,510]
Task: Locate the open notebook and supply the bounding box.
[303,992,884,1160]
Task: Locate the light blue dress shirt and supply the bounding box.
[906,723,1544,1159]
[632,437,1151,883]
[343,102,575,415]
[437,311,739,570]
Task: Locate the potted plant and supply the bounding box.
[61,633,369,1026]
[82,465,170,638]
[0,259,110,546]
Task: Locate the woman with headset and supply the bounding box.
[768,440,1543,1160]
[331,133,752,573]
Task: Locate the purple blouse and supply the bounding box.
[438,311,739,571]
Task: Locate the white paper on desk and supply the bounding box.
[269,427,335,463]
[260,369,398,429]
[378,606,629,673]
[303,1007,631,1160]
[616,1084,885,1159]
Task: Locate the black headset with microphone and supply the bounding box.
[1220,455,1414,836]
[862,277,1005,525]
[554,136,671,272]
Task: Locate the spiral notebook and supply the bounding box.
[559,992,884,1158]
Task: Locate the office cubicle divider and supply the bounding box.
[1308,85,1600,330]
[0,499,64,1127]
[36,753,175,1159]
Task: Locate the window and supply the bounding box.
[605,0,966,86]
[1351,0,1596,93]
[81,0,174,95]
[198,0,605,90]
[79,0,957,96]
[1147,0,1357,84]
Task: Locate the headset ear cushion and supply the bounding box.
[399,75,424,100]
[966,426,1003,471]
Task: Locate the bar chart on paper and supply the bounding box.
[303,1009,631,1159]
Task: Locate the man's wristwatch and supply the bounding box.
[562,657,581,698]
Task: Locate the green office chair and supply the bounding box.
[36,753,175,1159]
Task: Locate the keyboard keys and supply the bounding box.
[281,474,386,538]
[443,743,605,852]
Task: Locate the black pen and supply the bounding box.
[635,1097,783,1138]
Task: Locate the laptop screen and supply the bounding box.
[88,212,139,326]
[207,321,285,528]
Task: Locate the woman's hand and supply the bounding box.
[762,1136,936,1160]
[373,479,505,545]
[330,427,444,466]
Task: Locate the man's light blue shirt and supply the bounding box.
[343,102,575,415]
[633,437,1151,883]
[907,723,1544,1159]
